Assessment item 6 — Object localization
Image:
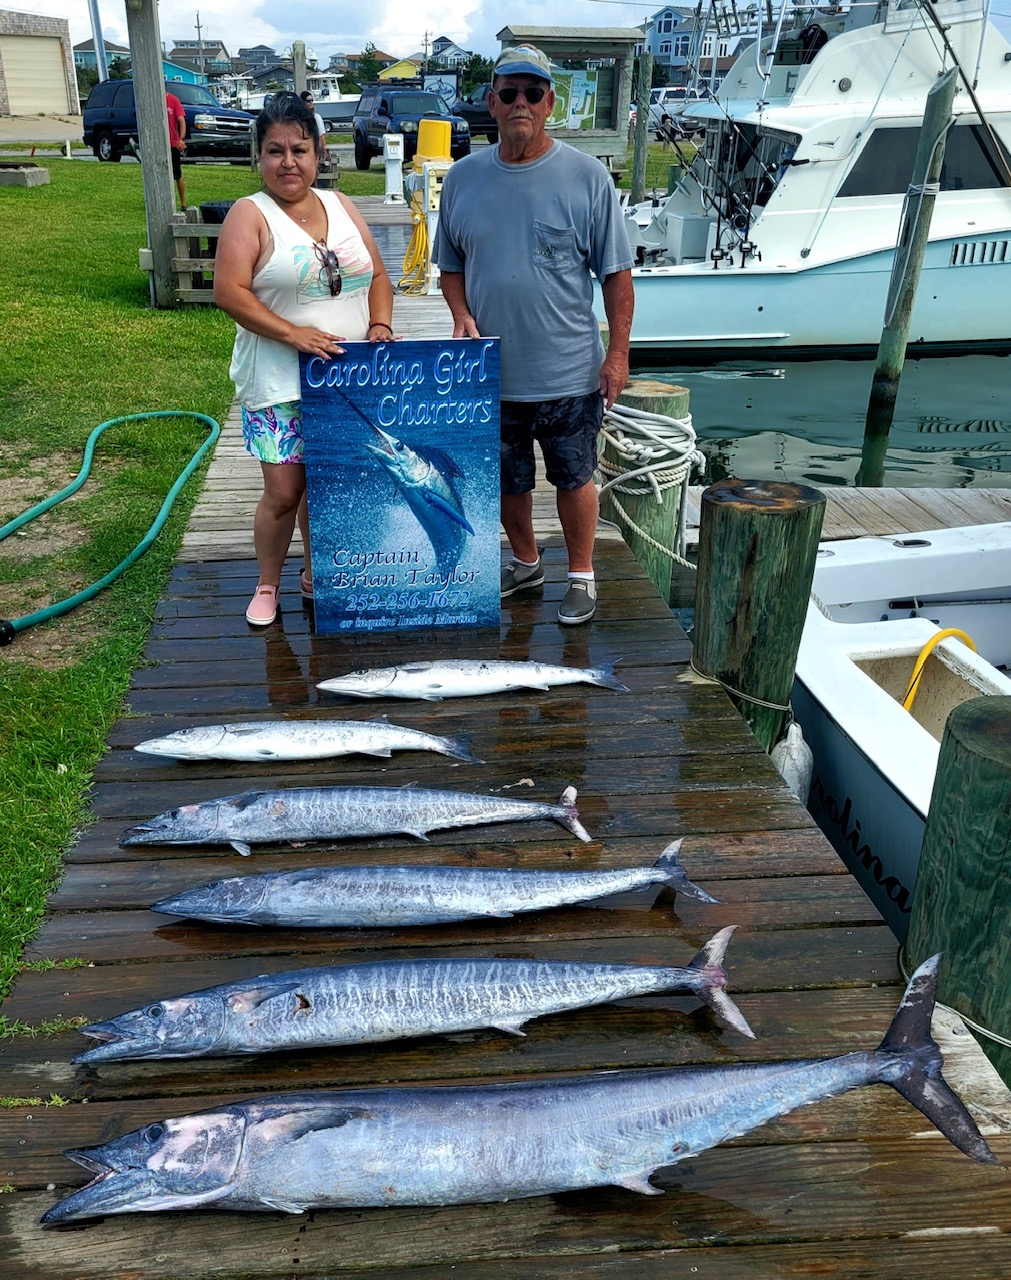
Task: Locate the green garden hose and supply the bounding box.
[0,411,220,646]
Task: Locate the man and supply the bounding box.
[434,44,634,625]
[165,91,187,209]
[300,91,329,169]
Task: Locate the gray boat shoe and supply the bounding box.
[500,556,545,598]
[558,579,596,625]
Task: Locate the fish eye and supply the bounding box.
[143,1123,165,1144]
[147,1004,164,1019]
[394,441,406,452]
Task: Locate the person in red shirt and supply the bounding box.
[165,92,187,208]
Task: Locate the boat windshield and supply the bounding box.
[698,121,800,226]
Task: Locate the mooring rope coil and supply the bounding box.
[596,401,706,568]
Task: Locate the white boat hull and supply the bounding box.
[793,523,1011,939]
[601,241,1011,360]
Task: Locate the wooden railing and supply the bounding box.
[143,168,343,305]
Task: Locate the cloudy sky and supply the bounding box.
[19,0,1011,69]
[25,0,656,64]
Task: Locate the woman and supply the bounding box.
[214,92,394,626]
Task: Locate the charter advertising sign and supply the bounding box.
[300,338,501,634]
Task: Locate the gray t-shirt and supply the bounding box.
[434,141,633,401]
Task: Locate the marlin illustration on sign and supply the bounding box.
[365,423,474,574]
[332,385,474,575]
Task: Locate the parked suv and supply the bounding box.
[352,85,470,169]
[83,79,255,162]
[451,83,497,143]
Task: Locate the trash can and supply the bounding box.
[199,201,236,263]
[199,200,236,224]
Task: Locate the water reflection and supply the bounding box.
[645,354,1011,488]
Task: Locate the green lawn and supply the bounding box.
[0,158,383,1007]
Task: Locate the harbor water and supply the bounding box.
[371,217,1011,492]
[644,354,1011,489]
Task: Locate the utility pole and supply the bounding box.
[195,11,204,76]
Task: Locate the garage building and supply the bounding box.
[0,9,79,116]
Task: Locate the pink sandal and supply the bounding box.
[300,568,314,600]
[245,584,279,626]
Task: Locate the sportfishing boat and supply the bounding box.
[605,0,1011,359]
[792,521,1011,940]
[306,72,359,125]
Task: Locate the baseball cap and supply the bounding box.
[492,44,554,83]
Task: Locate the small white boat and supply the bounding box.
[601,0,1011,359]
[307,73,359,125]
[793,522,1011,939]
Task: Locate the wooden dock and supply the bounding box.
[2,199,1011,1276]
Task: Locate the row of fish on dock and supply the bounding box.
[43,658,999,1225]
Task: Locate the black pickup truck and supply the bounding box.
[451,83,498,143]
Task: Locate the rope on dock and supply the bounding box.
[596,402,706,568]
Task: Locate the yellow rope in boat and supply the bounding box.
[901,628,977,712]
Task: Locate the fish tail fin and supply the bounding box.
[557,786,592,843]
[592,660,629,693]
[653,839,720,903]
[875,954,998,1164]
[685,925,755,1039]
[446,734,483,764]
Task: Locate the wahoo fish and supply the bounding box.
[318,657,628,700]
[72,926,753,1064]
[365,425,474,574]
[41,956,996,1224]
[120,784,591,855]
[151,839,712,928]
[134,718,480,764]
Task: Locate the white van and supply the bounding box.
[647,86,707,137]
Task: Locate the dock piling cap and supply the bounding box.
[702,478,826,512]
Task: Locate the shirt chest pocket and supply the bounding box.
[532,221,579,271]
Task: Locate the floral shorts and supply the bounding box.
[241,400,304,464]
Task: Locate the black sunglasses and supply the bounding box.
[495,85,547,105]
[313,241,342,296]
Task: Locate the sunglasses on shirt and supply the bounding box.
[313,241,342,297]
[495,85,547,105]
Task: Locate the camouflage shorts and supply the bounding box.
[500,392,604,495]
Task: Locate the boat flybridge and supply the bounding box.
[608,0,1011,358]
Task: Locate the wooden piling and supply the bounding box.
[598,378,691,603]
[904,695,1011,1084]
[693,479,825,751]
[857,68,957,486]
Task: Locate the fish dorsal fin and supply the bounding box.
[615,1173,664,1196]
[415,442,463,479]
[400,662,435,674]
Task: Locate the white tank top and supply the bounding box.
[229,188,374,409]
